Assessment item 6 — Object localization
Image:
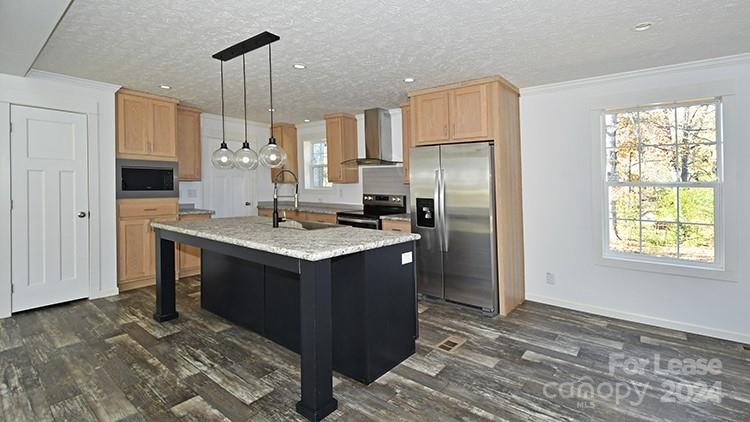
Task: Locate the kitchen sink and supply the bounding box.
[277,220,341,231]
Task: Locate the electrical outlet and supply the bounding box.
[545,272,555,285]
[187,189,198,198]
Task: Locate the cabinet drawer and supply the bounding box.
[118,198,178,218]
[258,208,273,217]
[304,212,337,224]
[382,219,411,233]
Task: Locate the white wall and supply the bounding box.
[520,54,750,343]
[0,70,120,317]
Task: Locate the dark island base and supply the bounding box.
[200,243,418,385]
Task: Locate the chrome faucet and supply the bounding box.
[272,169,299,227]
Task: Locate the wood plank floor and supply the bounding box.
[1,276,748,421]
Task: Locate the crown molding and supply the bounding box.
[520,53,750,96]
[26,69,121,93]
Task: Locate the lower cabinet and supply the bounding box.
[382,219,411,233]
[178,213,211,277]
[257,208,336,224]
[117,198,178,292]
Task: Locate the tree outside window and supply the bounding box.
[603,99,722,264]
[304,140,333,189]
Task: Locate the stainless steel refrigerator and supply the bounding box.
[409,142,498,314]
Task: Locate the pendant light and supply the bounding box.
[234,54,259,170]
[258,43,287,168]
[211,61,235,169]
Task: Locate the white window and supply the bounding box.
[304,140,333,189]
[602,99,722,267]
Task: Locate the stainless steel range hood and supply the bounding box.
[342,108,400,166]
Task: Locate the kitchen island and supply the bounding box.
[150,216,420,421]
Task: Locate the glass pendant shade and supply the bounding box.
[259,142,287,168]
[211,143,235,169]
[235,142,259,170]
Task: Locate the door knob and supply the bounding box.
[77,211,87,218]
[245,202,252,206]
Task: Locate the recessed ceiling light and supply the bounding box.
[159,84,171,90]
[304,119,311,123]
[293,63,306,69]
[633,22,653,32]
[403,77,415,83]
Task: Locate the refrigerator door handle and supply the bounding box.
[434,169,443,251]
[439,168,448,252]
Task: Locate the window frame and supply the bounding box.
[304,139,333,190]
[600,98,725,270]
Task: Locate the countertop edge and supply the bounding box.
[151,221,420,261]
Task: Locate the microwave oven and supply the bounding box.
[116,159,179,198]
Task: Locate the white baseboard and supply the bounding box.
[90,288,119,300]
[525,294,750,345]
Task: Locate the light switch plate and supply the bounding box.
[401,251,413,265]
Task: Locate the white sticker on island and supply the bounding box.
[401,252,413,265]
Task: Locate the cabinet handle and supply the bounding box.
[392,228,402,232]
[143,208,158,211]
[443,126,447,136]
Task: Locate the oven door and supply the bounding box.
[336,214,381,230]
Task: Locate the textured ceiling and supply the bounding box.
[33,0,750,123]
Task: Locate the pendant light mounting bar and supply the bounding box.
[212,31,280,62]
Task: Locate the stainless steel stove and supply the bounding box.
[336,194,406,230]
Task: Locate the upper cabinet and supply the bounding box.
[325,113,359,184]
[400,102,412,184]
[413,91,450,144]
[450,84,490,140]
[409,78,511,146]
[176,106,202,181]
[116,89,178,161]
[271,123,298,184]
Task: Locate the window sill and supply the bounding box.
[596,253,738,282]
[303,187,334,191]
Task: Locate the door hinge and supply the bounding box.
[9,122,11,133]
[10,284,13,294]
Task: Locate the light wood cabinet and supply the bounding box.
[257,207,337,224]
[413,91,450,145]
[325,113,359,184]
[304,212,337,224]
[382,219,411,233]
[117,198,179,291]
[400,102,412,184]
[271,123,298,184]
[178,213,210,277]
[450,84,490,140]
[410,79,497,146]
[116,89,178,161]
[176,106,202,180]
[258,208,272,217]
[117,217,152,283]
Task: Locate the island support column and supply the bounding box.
[296,259,338,421]
[153,229,179,322]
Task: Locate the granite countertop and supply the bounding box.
[151,216,420,261]
[256,201,362,215]
[380,213,411,222]
[178,207,215,216]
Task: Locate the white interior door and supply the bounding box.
[203,138,256,218]
[10,105,90,312]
